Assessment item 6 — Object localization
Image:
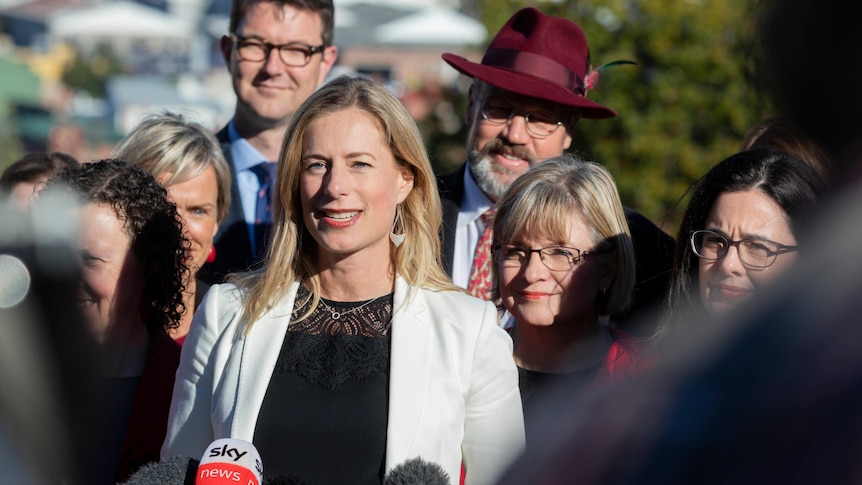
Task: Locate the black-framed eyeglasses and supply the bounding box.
[229,33,325,67]
[493,244,600,272]
[480,100,566,139]
[690,229,798,269]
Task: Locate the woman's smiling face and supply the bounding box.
[499,210,608,327]
[77,203,144,343]
[299,107,413,265]
[159,165,220,277]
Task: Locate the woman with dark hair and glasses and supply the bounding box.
[660,148,823,339]
[491,155,642,418]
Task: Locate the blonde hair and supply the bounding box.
[111,111,232,223]
[492,155,635,315]
[235,75,459,329]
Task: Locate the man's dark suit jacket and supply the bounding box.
[437,164,675,335]
[197,127,267,285]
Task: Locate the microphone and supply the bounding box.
[122,456,199,484]
[124,438,264,485]
[262,475,308,485]
[196,438,264,485]
[383,457,450,485]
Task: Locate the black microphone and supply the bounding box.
[122,456,199,485]
[383,457,451,485]
[262,474,309,485]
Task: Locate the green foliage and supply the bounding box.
[61,45,125,97]
[468,0,769,232]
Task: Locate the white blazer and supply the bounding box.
[162,277,525,485]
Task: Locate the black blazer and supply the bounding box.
[197,127,267,285]
[436,163,675,335]
[437,164,467,277]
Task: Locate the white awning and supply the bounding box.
[50,1,192,39]
[375,5,486,46]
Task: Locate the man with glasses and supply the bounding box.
[201,0,337,283]
[439,7,674,332]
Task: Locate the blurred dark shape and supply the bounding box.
[0,194,100,484]
[758,0,862,177]
[121,456,199,485]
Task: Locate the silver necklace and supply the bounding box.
[319,295,383,320]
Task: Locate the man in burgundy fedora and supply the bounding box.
[438,7,674,333]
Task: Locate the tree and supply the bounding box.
[61,45,125,97]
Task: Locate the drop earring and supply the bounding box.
[390,204,406,247]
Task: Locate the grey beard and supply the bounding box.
[467,150,518,200]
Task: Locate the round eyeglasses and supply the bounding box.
[493,244,599,272]
[480,101,565,139]
[690,229,798,269]
[230,33,325,67]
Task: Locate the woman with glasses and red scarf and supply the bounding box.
[659,148,823,342]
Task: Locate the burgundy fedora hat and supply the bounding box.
[442,7,616,119]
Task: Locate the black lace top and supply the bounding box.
[254,286,394,484]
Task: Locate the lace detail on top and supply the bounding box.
[289,286,394,337]
[272,286,394,390]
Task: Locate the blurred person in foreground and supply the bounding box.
[438,7,674,334]
[40,160,186,484]
[0,151,78,209]
[494,0,862,482]
[204,0,338,284]
[491,156,647,438]
[658,149,823,341]
[1,190,97,485]
[162,76,524,484]
[111,111,232,341]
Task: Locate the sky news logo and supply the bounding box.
[196,463,260,485]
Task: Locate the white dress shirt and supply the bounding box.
[453,167,494,289]
[452,168,515,329]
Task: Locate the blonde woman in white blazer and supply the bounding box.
[162,76,524,484]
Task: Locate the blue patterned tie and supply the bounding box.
[250,162,277,224]
[250,162,277,258]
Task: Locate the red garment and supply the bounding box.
[114,331,182,482]
[592,327,652,388]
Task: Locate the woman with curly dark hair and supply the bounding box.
[40,159,187,484]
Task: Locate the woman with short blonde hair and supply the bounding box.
[492,155,643,415]
[112,112,231,338]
